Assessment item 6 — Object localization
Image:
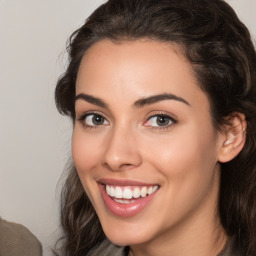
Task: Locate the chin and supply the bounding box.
[105,232,148,247]
[100,219,156,247]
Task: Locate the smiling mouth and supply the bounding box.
[98,180,160,217]
[105,185,159,204]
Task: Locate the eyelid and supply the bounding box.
[77,111,110,127]
[143,112,177,129]
[76,110,106,119]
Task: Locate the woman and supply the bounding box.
[55,0,256,255]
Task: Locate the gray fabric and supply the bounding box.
[0,218,42,256]
[90,239,241,256]
[88,239,125,256]
[88,237,240,256]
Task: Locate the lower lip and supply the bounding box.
[98,184,158,217]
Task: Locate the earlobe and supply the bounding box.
[218,113,247,163]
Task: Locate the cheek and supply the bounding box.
[71,128,106,207]
[72,128,101,172]
[142,123,219,192]
[139,125,220,227]
[71,128,104,193]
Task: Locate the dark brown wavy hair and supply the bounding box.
[55,0,256,255]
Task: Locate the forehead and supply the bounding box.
[76,39,208,109]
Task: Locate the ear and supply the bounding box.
[218,112,247,163]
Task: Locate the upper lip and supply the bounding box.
[98,178,159,187]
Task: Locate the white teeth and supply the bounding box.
[123,188,133,199]
[141,187,147,197]
[133,188,140,198]
[152,185,158,193]
[115,187,123,198]
[106,185,111,195]
[147,187,153,195]
[114,199,135,204]
[110,186,115,197]
[105,185,159,199]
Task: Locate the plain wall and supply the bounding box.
[0,1,255,255]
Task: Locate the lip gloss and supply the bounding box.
[98,183,158,217]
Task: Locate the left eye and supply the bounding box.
[145,115,174,127]
[83,114,109,126]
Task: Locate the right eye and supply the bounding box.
[78,113,109,127]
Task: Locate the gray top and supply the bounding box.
[89,238,239,256]
[0,218,42,256]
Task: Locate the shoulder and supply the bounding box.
[0,218,42,256]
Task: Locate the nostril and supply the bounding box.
[103,161,137,172]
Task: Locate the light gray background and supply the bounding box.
[0,0,255,255]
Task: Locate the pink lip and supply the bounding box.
[98,180,159,218]
[98,178,157,186]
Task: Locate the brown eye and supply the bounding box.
[84,114,109,126]
[155,116,170,126]
[145,114,176,128]
[92,115,105,125]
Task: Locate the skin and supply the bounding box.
[73,39,229,256]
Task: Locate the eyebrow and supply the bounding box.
[75,93,109,109]
[74,92,190,109]
[134,93,190,108]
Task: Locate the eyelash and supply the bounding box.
[77,111,109,129]
[77,112,177,130]
[143,113,177,130]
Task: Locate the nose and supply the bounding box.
[102,126,142,172]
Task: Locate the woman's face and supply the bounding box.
[73,39,225,247]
